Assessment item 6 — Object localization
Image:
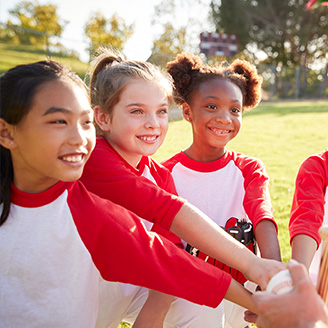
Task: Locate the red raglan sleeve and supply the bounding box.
[238,154,277,231]
[144,158,184,248]
[68,182,231,308]
[80,139,186,231]
[289,153,328,248]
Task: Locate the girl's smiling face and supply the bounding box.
[97,79,169,168]
[184,78,243,162]
[9,79,95,193]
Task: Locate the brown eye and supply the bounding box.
[231,107,241,113]
[206,104,217,110]
[50,120,67,124]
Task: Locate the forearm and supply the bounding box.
[132,290,174,328]
[170,203,286,289]
[291,234,317,270]
[170,202,255,274]
[225,279,257,314]
[255,219,281,261]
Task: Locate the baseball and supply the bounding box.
[266,269,294,295]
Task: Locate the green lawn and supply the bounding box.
[154,100,328,262]
[0,42,89,79]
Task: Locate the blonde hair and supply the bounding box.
[86,47,174,119]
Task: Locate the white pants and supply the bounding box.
[95,280,224,328]
[223,300,249,328]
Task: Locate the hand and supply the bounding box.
[245,259,328,328]
[243,256,286,291]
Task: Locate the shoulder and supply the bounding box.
[297,149,328,181]
[229,150,265,171]
[301,150,328,169]
[82,137,129,179]
[67,181,136,224]
[88,137,117,163]
[161,152,184,172]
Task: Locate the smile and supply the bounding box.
[208,127,232,135]
[60,154,85,163]
[137,135,159,142]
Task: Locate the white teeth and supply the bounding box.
[139,136,157,141]
[62,155,83,162]
[211,128,230,135]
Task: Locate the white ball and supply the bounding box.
[266,269,293,295]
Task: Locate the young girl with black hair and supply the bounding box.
[80,48,285,327]
[163,53,282,328]
[0,60,263,327]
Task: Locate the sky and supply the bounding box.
[0,0,212,62]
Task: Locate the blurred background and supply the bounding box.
[1,0,327,100]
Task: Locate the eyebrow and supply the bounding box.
[43,107,93,116]
[126,102,169,107]
[203,96,241,103]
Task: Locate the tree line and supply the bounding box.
[1,0,327,98]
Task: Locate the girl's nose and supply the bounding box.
[68,125,88,146]
[145,114,160,129]
[215,110,231,124]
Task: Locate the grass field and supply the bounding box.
[0,42,89,79]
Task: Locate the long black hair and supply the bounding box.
[0,60,85,226]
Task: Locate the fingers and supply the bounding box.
[244,309,257,323]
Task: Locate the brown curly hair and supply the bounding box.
[166,52,263,111]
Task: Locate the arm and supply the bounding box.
[255,219,281,261]
[81,143,285,289]
[245,260,328,328]
[224,278,257,314]
[241,157,281,261]
[70,183,232,308]
[170,202,286,290]
[291,234,317,270]
[289,154,327,267]
[80,139,185,230]
[132,291,174,328]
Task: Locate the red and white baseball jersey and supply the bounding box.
[80,137,185,243]
[0,180,231,327]
[163,150,277,283]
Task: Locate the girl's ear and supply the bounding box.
[182,103,193,122]
[0,119,17,149]
[94,106,111,132]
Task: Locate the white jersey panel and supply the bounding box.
[0,191,100,328]
[171,160,248,228]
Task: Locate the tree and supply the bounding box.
[84,12,134,57]
[210,0,250,51]
[148,23,186,67]
[6,0,66,46]
[148,0,211,67]
[210,0,328,69]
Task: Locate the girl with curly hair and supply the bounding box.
[163,53,282,328]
